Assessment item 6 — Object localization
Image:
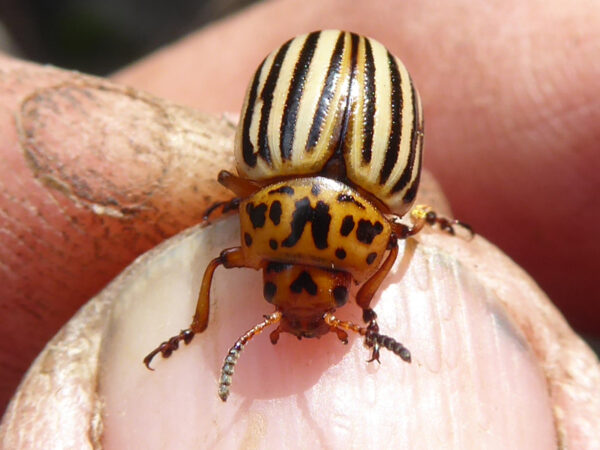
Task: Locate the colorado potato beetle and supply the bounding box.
[144,30,473,401]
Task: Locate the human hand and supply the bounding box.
[3,3,596,444]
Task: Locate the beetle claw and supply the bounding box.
[143,329,195,370]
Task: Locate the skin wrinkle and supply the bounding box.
[0,198,70,259]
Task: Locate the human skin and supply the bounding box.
[0,0,599,445]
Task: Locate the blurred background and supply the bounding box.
[0,0,258,74]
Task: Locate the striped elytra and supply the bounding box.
[235,30,424,216]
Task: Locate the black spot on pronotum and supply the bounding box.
[269,185,295,196]
[263,282,277,302]
[337,193,365,209]
[290,271,318,295]
[335,248,346,259]
[282,197,331,250]
[311,201,331,250]
[366,252,377,265]
[244,233,252,246]
[340,215,355,236]
[332,286,348,306]
[246,203,267,229]
[282,197,311,248]
[311,183,321,196]
[269,201,282,225]
[266,262,291,273]
[356,219,384,244]
[269,239,278,250]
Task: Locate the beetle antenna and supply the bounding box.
[218,311,282,402]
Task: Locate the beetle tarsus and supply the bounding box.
[424,210,475,239]
[366,329,412,363]
[203,198,241,222]
[143,329,195,369]
[364,320,382,363]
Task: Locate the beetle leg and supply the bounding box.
[144,247,254,370]
[217,170,261,197]
[323,313,411,363]
[269,326,282,345]
[219,311,282,402]
[391,205,474,239]
[330,326,349,344]
[203,197,241,222]
[355,239,399,361]
[356,238,399,321]
[202,169,262,222]
[421,208,474,238]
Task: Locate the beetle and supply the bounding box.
[144,30,473,401]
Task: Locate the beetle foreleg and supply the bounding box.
[217,170,261,197]
[219,311,282,402]
[403,205,475,239]
[356,239,399,321]
[144,247,253,370]
[203,197,241,222]
[423,209,474,238]
[143,329,195,370]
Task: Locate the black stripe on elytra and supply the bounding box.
[269,239,278,250]
[244,232,252,246]
[403,167,421,203]
[337,193,365,209]
[246,202,267,229]
[340,215,355,236]
[335,33,359,159]
[306,31,346,152]
[335,248,346,259]
[289,271,318,295]
[269,185,295,195]
[393,77,421,196]
[379,52,403,185]
[342,33,360,145]
[269,200,282,225]
[356,219,384,244]
[257,39,292,166]
[241,59,266,168]
[321,33,358,178]
[281,31,320,161]
[361,38,376,164]
[281,197,331,249]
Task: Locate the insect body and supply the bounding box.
[144,30,472,401]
